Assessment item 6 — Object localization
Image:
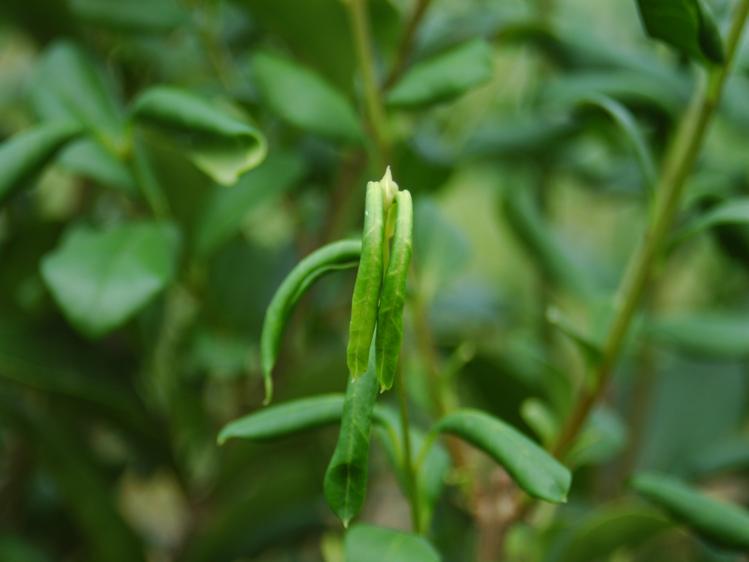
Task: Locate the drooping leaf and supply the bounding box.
[195,151,305,258]
[387,39,493,107]
[673,198,749,244]
[131,86,267,185]
[631,471,749,551]
[344,524,441,562]
[0,122,82,205]
[218,394,345,444]
[30,41,128,154]
[40,221,180,338]
[646,311,749,358]
[635,0,724,64]
[251,52,363,143]
[324,349,380,526]
[436,409,571,503]
[260,239,361,403]
[376,190,413,391]
[557,504,671,562]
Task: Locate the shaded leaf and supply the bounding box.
[131,86,267,185]
[387,39,493,107]
[567,406,628,468]
[251,52,363,143]
[688,437,749,477]
[673,197,749,244]
[69,0,185,32]
[647,311,749,358]
[344,524,441,562]
[632,471,749,551]
[324,349,380,526]
[436,409,571,503]
[0,536,50,562]
[41,221,180,338]
[635,0,724,64]
[0,122,82,205]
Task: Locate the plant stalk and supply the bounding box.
[397,364,423,533]
[384,0,433,88]
[552,0,749,458]
[346,0,390,165]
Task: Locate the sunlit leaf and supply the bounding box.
[251,52,363,143]
[41,221,180,338]
[387,39,493,107]
[0,122,82,205]
[632,471,749,551]
[131,86,267,185]
[344,524,441,562]
[436,409,571,503]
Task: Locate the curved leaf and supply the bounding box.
[40,221,180,338]
[324,350,380,526]
[131,86,267,185]
[0,122,82,205]
[436,409,571,503]
[376,190,413,391]
[251,52,363,143]
[632,471,749,551]
[387,39,493,107]
[344,524,441,562]
[646,311,749,358]
[260,239,361,403]
[635,0,724,64]
[674,198,749,244]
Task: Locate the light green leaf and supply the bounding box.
[195,151,305,257]
[0,122,82,205]
[344,524,441,562]
[646,311,749,357]
[436,409,571,503]
[324,349,380,526]
[58,138,137,195]
[632,471,749,551]
[41,221,180,338]
[260,239,361,403]
[673,198,749,244]
[30,41,128,154]
[557,504,671,562]
[387,39,493,107]
[520,398,558,446]
[131,86,267,185]
[251,52,363,143]
[635,0,724,64]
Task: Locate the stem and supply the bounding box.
[552,0,749,458]
[397,364,422,533]
[346,0,391,165]
[384,0,433,89]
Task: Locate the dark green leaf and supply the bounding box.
[436,409,571,503]
[635,0,724,64]
[251,52,363,143]
[0,536,50,562]
[387,39,493,107]
[0,122,82,205]
[261,239,361,403]
[41,221,180,338]
[324,349,380,526]
[631,471,749,551]
[688,437,749,476]
[195,151,305,258]
[131,86,267,185]
[344,524,441,562]
[673,198,749,244]
[69,0,185,32]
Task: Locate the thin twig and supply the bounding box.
[384,0,433,89]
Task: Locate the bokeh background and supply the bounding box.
[1,0,748,561]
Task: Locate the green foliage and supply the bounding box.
[344,524,441,562]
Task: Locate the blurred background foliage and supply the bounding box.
[0,0,748,561]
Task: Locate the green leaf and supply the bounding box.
[218,394,345,444]
[646,311,749,358]
[40,221,180,338]
[344,524,441,562]
[324,349,380,526]
[688,437,749,477]
[387,39,493,107]
[69,0,185,32]
[673,197,749,244]
[0,536,50,562]
[631,471,749,551]
[58,138,137,195]
[376,190,413,391]
[435,409,571,503]
[635,0,724,64]
[195,151,305,258]
[131,86,267,185]
[251,52,363,143]
[261,239,361,403]
[567,406,628,468]
[557,504,671,562]
[520,398,558,446]
[30,41,128,154]
[347,176,386,378]
[546,306,603,365]
[0,122,82,205]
